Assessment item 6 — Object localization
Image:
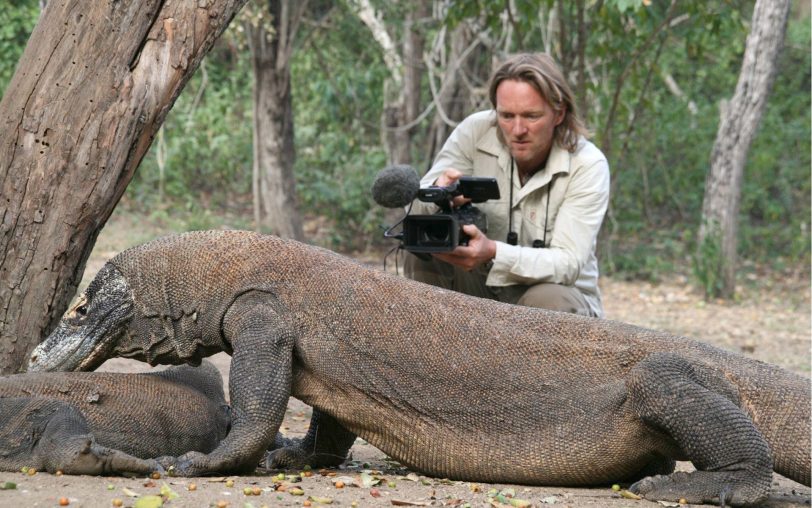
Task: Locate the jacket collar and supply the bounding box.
[518,144,571,201]
[475,116,572,201]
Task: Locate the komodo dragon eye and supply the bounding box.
[67,295,90,320]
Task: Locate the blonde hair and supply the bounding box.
[488,53,589,153]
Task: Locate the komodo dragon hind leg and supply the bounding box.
[55,437,160,476]
[265,409,357,470]
[627,352,773,506]
[39,404,158,476]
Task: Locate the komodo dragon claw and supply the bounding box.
[168,451,209,477]
[263,437,352,470]
[630,472,757,506]
[264,447,351,470]
[263,409,357,470]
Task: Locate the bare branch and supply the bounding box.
[347,0,403,85]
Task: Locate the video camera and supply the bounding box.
[371,165,500,253]
[403,177,500,252]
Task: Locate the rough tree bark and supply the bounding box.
[388,1,429,166]
[698,0,790,299]
[0,0,248,374]
[245,0,305,240]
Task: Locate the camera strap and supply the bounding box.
[507,156,553,248]
[507,158,517,245]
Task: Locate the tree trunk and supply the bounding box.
[384,1,428,166]
[0,0,248,374]
[698,0,790,299]
[426,21,484,167]
[246,0,305,240]
[351,0,428,166]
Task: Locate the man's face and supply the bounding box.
[495,79,564,172]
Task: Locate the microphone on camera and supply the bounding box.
[371,164,421,208]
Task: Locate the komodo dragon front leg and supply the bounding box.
[627,352,773,506]
[169,292,295,476]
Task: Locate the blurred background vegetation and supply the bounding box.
[1,0,809,289]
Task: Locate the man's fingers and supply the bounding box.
[445,168,463,180]
[462,224,481,237]
[437,168,463,187]
[452,196,472,207]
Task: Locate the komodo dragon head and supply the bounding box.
[28,263,135,372]
[29,231,249,373]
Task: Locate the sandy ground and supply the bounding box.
[1,219,809,507]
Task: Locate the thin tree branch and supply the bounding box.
[600,0,677,159]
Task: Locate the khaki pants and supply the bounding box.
[403,252,595,316]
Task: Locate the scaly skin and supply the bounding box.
[27,230,811,504]
[0,362,230,475]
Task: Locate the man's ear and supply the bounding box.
[554,107,566,127]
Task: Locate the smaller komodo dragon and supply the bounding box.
[27,230,811,505]
[0,361,230,475]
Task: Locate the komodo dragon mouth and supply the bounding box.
[28,319,124,372]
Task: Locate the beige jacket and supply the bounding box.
[413,110,610,316]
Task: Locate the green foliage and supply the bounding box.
[0,0,38,95]
[608,231,681,284]
[606,0,648,14]
[596,2,810,282]
[739,15,811,264]
[127,40,254,212]
[290,4,391,250]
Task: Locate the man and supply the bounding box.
[405,53,609,317]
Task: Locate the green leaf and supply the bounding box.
[133,495,164,508]
[160,482,179,501]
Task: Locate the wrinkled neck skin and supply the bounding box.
[120,311,231,367]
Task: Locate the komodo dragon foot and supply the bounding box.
[59,437,162,476]
[265,438,349,470]
[627,353,773,506]
[264,409,357,470]
[630,471,765,507]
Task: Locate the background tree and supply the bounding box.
[244,0,306,240]
[348,0,431,166]
[696,0,791,299]
[0,0,248,374]
[424,13,491,163]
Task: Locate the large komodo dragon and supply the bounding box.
[27,230,810,505]
[0,362,229,475]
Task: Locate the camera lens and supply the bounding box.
[421,223,451,243]
[402,215,458,252]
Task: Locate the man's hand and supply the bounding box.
[435,168,470,208]
[433,224,496,271]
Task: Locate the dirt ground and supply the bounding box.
[1,215,809,508]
